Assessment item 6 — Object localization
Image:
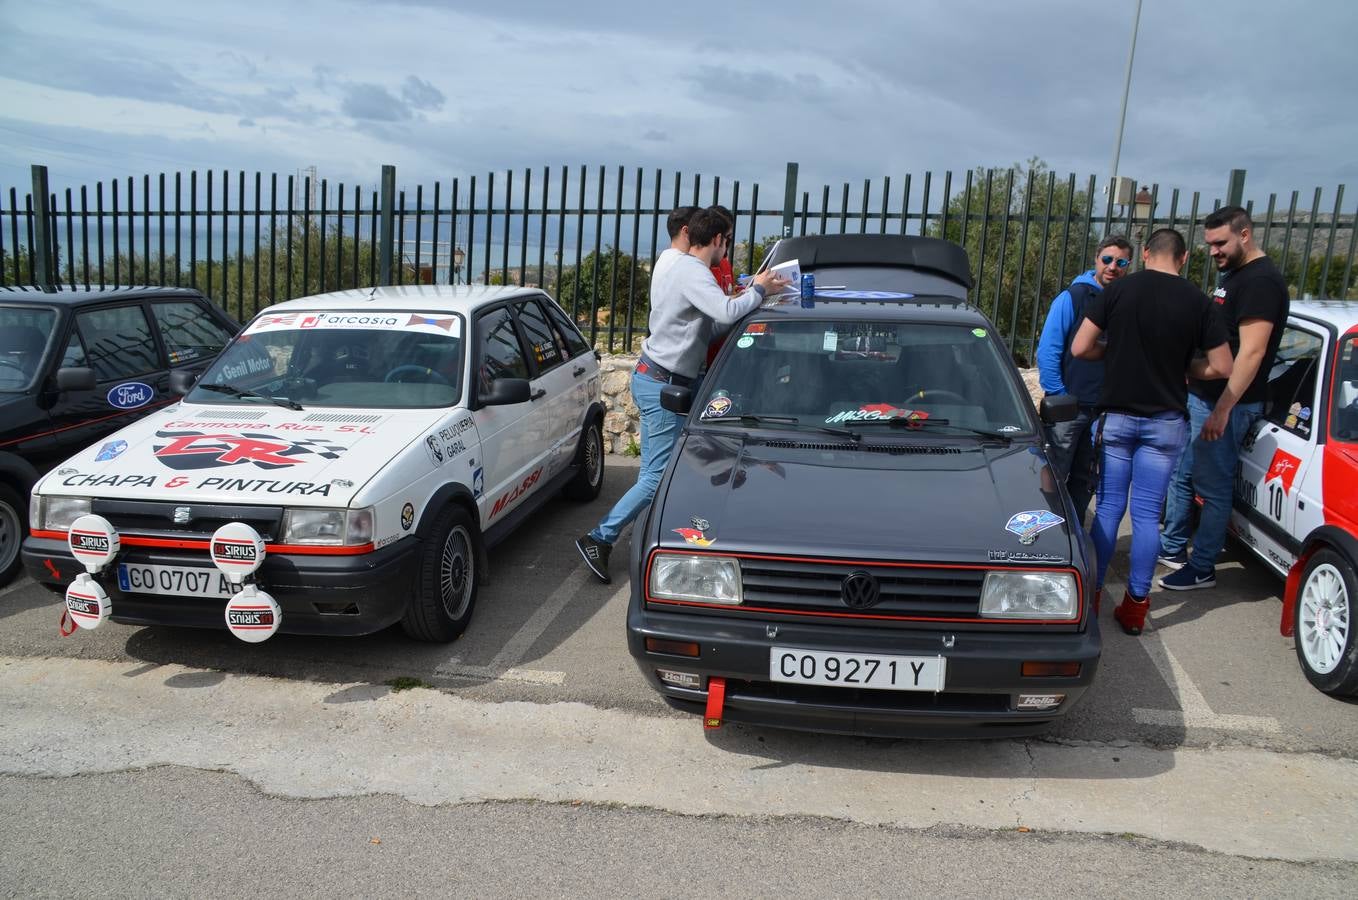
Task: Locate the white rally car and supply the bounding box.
[22,285,605,643]
[1229,299,1358,696]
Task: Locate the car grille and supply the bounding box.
[90,498,284,541]
[739,557,984,618]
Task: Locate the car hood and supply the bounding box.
[656,430,1073,565]
[36,403,448,508]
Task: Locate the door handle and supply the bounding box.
[573,366,586,377]
[530,388,547,401]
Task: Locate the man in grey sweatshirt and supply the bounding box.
[575,208,790,582]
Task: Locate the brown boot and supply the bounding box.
[1112,591,1150,635]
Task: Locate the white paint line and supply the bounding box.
[487,566,590,673]
[1133,627,1281,733]
[0,575,35,601]
[434,664,566,686]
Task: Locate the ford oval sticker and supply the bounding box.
[108,381,155,410]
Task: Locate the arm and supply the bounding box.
[682,263,788,324]
[1070,317,1105,361]
[1035,291,1073,394]
[1189,343,1235,381]
[1200,318,1273,440]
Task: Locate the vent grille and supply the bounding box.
[303,413,383,423]
[757,439,961,455]
[194,409,268,420]
[90,499,284,541]
[739,557,983,618]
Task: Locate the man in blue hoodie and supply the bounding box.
[1035,235,1134,525]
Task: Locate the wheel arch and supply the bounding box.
[0,451,40,496]
[1283,526,1358,636]
[415,482,491,586]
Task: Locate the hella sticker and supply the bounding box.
[95,440,128,462]
[108,382,154,410]
[1004,510,1065,545]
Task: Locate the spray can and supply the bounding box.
[800,272,815,308]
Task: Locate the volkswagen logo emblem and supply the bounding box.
[172,506,192,525]
[841,571,880,610]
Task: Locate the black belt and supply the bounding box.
[636,353,693,387]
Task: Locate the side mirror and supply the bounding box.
[481,377,531,406]
[660,384,693,415]
[55,367,96,392]
[1039,393,1079,425]
[168,369,199,396]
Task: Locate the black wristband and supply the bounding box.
[751,282,767,299]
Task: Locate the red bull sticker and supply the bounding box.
[1004,510,1065,545]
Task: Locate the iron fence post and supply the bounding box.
[30,165,55,290]
[378,164,396,285]
[1225,169,1246,208]
[781,162,798,239]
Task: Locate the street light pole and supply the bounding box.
[1109,0,1143,203]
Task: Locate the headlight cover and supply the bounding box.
[280,507,374,546]
[649,553,742,605]
[980,571,1078,620]
[35,496,92,531]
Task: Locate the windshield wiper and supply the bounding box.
[702,415,859,440]
[197,382,304,411]
[845,417,1013,442]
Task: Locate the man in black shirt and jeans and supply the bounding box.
[1158,206,1290,591]
[1072,229,1232,634]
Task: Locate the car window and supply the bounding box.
[151,300,235,366]
[1331,335,1358,445]
[545,300,592,359]
[60,332,87,368]
[75,305,160,382]
[0,305,57,392]
[693,318,1033,434]
[476,306,529,398]
[514,300,565,374]
[1262,325,1324,438]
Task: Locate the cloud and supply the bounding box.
[401,76,445,112]
[341,83,411,122]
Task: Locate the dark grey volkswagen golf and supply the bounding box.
[626,235,1098,738]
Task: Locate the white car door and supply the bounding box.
[544,298,601,471]
[1233,320,1327,574]
[514,297,585,478]
[470,305,546,525]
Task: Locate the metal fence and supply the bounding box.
[4,163,1354,359]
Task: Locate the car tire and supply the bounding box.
[0,483,26,588]
[1294,548,1358,697]
[562,419,605,502]
[401,504,480,643]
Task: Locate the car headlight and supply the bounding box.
[34,496,92,531]
[649,553,742,604]
[280,507,374,546]
[980,572,1078,620]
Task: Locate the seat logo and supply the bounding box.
[173,506,192,525]
[841,571,881,609]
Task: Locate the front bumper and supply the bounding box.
[629,606,1100,739]
[22,534,419,637]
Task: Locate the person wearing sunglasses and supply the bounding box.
[1035,234,1134,527]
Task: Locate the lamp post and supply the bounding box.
[452,245,465,285]
[1109,0,1143,205]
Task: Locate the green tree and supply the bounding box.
[555,246,651,350]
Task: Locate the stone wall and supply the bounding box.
[596,352,1045,453]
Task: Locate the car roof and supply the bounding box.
[749,296,992,327]
[1290,298,1358,332]
[0,285,211,306]
[262,284,545,314]
[767,234,974,291]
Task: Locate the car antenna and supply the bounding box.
[368,285,378,302]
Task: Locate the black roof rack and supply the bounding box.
[766,234,973,290]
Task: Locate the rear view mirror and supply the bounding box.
[660,385,693,415]
[168,369,198,396]
[1040,393,1079,425]
[481,377,531,406]
[55,367,96,392]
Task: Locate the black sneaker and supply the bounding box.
[575,534,612,584]
[1159,566,1216,591]
[1157,550,1188,571]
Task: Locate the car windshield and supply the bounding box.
[694,318,1033,436]
[185,310,464,409]
[1333,335,1358,444]
[0,305,57,393]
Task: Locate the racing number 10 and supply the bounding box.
[1266,483,1285,521]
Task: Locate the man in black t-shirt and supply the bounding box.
[1159,206,1290,591]
[1071,229,1232,634]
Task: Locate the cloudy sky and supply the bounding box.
[2,0,1355,218]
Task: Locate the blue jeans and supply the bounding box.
[1160,394,1263,573]
[590,370,682,545]
[1091,411,1190,597]
[1046,404,1097,527]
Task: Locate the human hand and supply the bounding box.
[753,270,791,293]
[1200,407,1228,441]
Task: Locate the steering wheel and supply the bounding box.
[384,364,451,386]
[913,389,970,405]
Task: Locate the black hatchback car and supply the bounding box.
[626,235,1097,738]
[0,286,239,586]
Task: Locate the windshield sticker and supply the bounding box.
[1004,510,1065,545]
[247,311,462,337]
[94,440,128,462]
[744,323,767,335]
[988,549,1064,563]
[815,289,915,300]
[702,393,733,419]
[972,328,987,338]
[822,332,838,352]
[736,336,754,349]
[1299,407,1311,421]
[998,425,1022,433]
[825,404,929,425]
[673,527,714,547]
[152,430,348,471]
[108,382,154,410]
[401,502,415,531]
[249,312,301,332]
[407,314,457,332]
